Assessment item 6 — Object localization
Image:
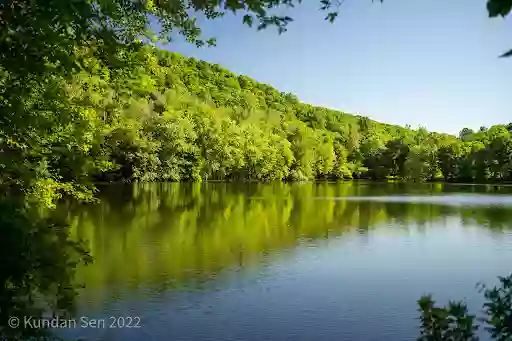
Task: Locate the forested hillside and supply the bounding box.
[2,44,512,208]
[69,46,512,182]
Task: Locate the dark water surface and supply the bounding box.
[58,182,512,341]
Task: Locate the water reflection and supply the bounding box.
[4,182,512,340]
[66,182,512,302]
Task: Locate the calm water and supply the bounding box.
[58,182,512,341]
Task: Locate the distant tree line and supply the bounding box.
[3,44,512,210]
[2,0,512,210]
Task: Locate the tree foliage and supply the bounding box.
[2,0,512,209]
[3,43,512,209]
[418,274,512,341]
[1,1,512,339]
[0,198,92,340]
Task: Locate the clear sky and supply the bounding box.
[164,0,511,135]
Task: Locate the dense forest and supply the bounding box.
[1,0,512,211]
[3,44,512,210]
[2,0,512,339]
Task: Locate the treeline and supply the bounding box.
[59,46,512,183]
[2,44,512,208]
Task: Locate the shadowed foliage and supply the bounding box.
[0,199,92,340]
[418,274,512,341]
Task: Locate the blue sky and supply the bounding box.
[164,0,511,134]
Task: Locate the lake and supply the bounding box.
[58,182,512,341]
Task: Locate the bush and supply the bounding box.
[418,274,512,341]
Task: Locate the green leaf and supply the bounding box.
[243,15,253,27]
[326,12,339,23]
[499,48,512,58]
[487,0,512,17]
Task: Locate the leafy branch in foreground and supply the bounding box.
[479,275,512,340]
[418,274,512,341]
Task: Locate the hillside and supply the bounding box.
[2,45,512,207]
